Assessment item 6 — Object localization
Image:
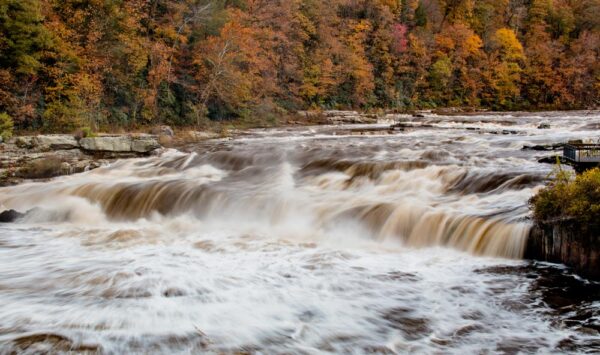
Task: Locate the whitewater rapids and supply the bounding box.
[0,112,599,353]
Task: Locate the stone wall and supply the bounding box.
[527,221,600,280]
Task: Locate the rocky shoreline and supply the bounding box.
[527,221,600,280]
[0,134,162,186]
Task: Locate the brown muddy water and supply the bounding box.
[0,112,599,354]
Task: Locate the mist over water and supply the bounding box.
[1,112,599,353]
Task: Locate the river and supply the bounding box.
[0,112,599,353]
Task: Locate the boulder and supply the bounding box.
[79,136,133,152]
[296,111,321,118]
[151,125,174,137]
[538,123,551,129]
[131,136,161,153]
[538,155,566,164]
[79,135,160,153]
[0,209,24,223]
[33,135,79,151]
[184,131,221,141]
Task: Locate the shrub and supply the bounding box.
[42,101,83,132]
[0,112,14,141]
[19,157,68,179]
[530,165,600,224]
[82,127,95,138]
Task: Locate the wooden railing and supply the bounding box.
[563,144,600,163]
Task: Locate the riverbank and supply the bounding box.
[527,167,600,280]
[0,134,164,186]
[0,127,231,186]
[527,221,600,280]
[0,110,367,186]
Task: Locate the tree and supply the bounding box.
[484,28,525,108]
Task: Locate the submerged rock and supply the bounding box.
[538,156,567,164]
[523,144,564,151]
[0,209,24,223]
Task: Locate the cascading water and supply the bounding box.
[1,112,599,353]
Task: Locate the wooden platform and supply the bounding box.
[563,143,600,172]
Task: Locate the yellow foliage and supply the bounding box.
[465,35,483,57]
[0,113,13,141]
[494,28,525,62]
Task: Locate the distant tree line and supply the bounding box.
[1,0,599,132]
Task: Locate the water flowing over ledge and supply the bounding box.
[0,149,532,258]
[1,112,599,353]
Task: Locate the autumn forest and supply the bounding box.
[1,0,599,132]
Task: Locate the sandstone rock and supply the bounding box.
[324,110,360,117]
[33,135,79,151]
[14,136,35,149]
[79,136,133,152]
[296,110,321,117]
[131,136,161,153]
[184,131,220,141]
[325,111,378,124]
[79,135,160,153]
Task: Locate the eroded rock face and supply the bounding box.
[132,136,161,153]
[1,134,162,185]
[79,136,132,152]
[323,110,378,124]
[33,135,79,151]
[527,222,600,280]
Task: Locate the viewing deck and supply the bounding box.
[563,143,600,172]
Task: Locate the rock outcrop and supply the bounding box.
[324,111,378,124]
[296,110,380,125]
[79,136,131,152]
[132,136,162,153]
[33,135,79,151]
[527,221,600,280]
[79,135,160,153]
[1,134,162,186]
